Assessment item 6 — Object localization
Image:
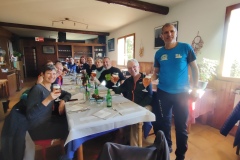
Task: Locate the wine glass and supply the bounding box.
[142,75,151,92]
[52,84,61,101]
[112,72,119,87]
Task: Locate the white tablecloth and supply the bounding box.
[64,86,155,145]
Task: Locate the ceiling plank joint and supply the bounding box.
[96,0,169,15]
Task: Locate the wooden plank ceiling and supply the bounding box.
[0,0,169,36]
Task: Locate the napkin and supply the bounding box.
[93,108,118,119]
[69,105,85,111]
[66,100,86,105]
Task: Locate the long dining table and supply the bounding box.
[61,76,156,160]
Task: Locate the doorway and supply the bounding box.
[23,47,38,77]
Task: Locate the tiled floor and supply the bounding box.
[1,77,240,160]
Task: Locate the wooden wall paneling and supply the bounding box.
[22,40,58,74]
[207,79,240,136]
[210,80,232,129]
[225,82,240,136]
[24,47,38,77]
[138,62,153,74]
[0,27,12,38]
[36,44,58,71]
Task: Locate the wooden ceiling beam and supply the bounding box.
[0,22,110,36]
[96,0,169,15]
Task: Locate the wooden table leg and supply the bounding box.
[77,145,83,160]
[138,122,143,147]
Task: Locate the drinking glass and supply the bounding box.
[76,75,82,86]
[142,75,151,92]
[112,72,119,87]
[91,70,97,78]
[52,84,61,101]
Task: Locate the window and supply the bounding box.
[221,3,240,79]
[117,34,135,66]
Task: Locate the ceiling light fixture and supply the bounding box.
[52,18,88,29]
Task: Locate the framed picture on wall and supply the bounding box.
[154,21,178,48]
[108,38,114,52]
[42,45,55,54]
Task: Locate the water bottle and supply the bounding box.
[106,89,112,108]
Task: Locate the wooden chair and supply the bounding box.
[34,139,64,160]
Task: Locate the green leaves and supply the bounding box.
[198,58,218,82]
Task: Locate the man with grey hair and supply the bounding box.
[111,58,153,146]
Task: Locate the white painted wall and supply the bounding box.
[107,0,240,64]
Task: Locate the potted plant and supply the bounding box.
[13,51,22,61]
[198,58,218,89]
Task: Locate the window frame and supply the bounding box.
[220,3,240,82]
[117,33,135,67]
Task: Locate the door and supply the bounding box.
[23,47,38,77]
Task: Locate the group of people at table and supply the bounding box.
[1,23,199,160]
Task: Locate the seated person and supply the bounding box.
[86,57,96,76]
[28,64,71,155]
[53,61,64,86]
[67,57,76,73]
[62,66,69,76]
[95,58,105,79]
[36,60,54,84]
[1,64,71,160]
[62,57,69,67]
[94,57,125,89]
[76,56,89,73]
[111,59,153,146]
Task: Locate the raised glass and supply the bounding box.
[112,72,119,87]
[142,75,151,92]
[52,84,61,101]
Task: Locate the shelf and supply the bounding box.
[56,43,106,60]
[58,50,72,53]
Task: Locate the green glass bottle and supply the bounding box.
[106,89,112,108]
[94,85,99,95]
